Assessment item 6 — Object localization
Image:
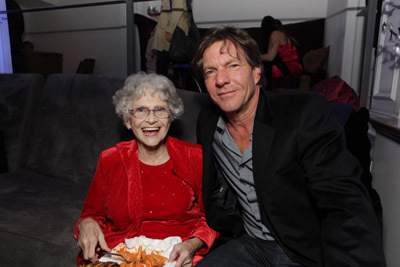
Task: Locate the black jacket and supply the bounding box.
[196,89,385,267]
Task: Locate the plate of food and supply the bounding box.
[99,236,182,267]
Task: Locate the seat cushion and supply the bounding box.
[24,74,128,184]
[171,89,213,144]
[0,170,89,266]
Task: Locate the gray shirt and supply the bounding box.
[213,116,274,241]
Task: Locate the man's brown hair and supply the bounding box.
[192,27,266,87]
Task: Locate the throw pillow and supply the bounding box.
[302,46,330,74]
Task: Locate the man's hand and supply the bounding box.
[166,32,173,42]
[77,218,111,263]
[168,238,204,267]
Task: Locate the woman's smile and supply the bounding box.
[142,127,161,136]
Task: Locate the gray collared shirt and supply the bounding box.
[213,116,274,241]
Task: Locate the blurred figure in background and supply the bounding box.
[145,28,157,73]
[152,0,192,76]
[260,16,302,84]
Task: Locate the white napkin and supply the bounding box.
[99,235,182,266]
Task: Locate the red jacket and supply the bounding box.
[74,136,218,262]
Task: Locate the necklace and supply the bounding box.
[154,145,167,165]
[139,144,168,166]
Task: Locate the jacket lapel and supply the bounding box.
[200,108,220,207]
[116,140,143,227]
[200,91,276,201]
[253,90,276,189]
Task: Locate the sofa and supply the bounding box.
[0,73,213,266]
[0,72,380,266]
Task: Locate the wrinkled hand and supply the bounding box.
[77,218,111,263]
[168,238,204,267]
[166,32,173,42]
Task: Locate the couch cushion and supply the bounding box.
[0,170,88,266]
[24,74,128,184]
[0,74,45,172]
[303,46,330,74]
[23,74,213,183]
[171,89,213,144]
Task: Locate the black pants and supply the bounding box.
[196,234,302,267]
[156,50,170,76]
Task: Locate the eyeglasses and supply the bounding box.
[128,106,170,119]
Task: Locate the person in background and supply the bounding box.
[74,72,217,267]
[145,29,157,73]
[192,26,385,267]
[23,40,34,55]
[260,16,302,83]
[152,0,192,76]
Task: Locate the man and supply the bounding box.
[193,27,385,267]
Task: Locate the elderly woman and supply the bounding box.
[74,72,217,267]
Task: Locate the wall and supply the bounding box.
[17,0,370,90]
[371,134,400,267]
[324,0,366,94]
[21,1,127,77]
[192,0,327,28]
[20,0,328,77]
[136,0,328,28]
[366,1,400,265]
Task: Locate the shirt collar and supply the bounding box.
[216,116,227,135]
[215,116,254,142]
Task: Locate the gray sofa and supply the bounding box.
[0,73,212,266]
[0,73,381,266]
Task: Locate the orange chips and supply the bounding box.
[115,245,167,267]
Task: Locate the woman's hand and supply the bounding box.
[168,238,204,267]
[77,218,111,263]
